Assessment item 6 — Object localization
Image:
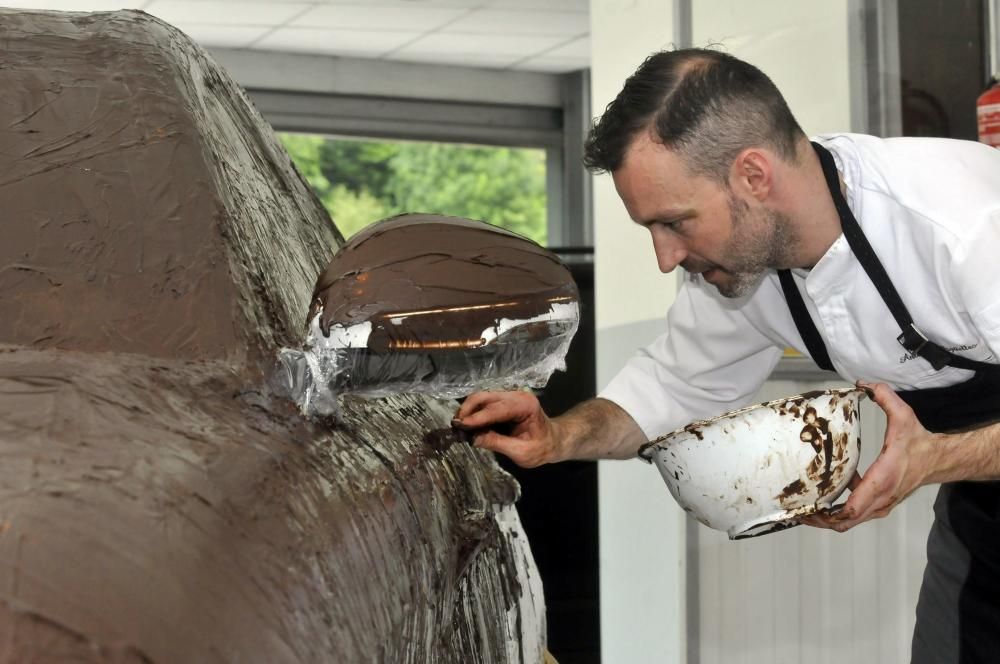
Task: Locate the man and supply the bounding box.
[454,48,1000,662]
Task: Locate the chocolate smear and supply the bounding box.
[0,8,544,662]
[310,213,578,343]
[290,214,580,404]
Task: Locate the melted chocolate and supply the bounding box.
[0,9,337,369]
[310,214,578,352]
[0,8,542,662]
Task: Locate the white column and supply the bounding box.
[590,2,686,663]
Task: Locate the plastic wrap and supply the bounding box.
[272,213,582,416]
[275,300,580,416]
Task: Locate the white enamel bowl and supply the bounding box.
[639,388,866,539]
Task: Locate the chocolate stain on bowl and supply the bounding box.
[777,392,859,506]
[779,478,807,500]
[684,424,705,441]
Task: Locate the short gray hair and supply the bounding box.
[584,48,806,183]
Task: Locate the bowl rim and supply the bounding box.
[638,386,867,461]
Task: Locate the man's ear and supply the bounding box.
[730,149,773,202]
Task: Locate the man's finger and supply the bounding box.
[456,391,504,419]
[835,461,886,522]
[830,491,896,530]
[857,380,912,423]
[472,429,506,452]
[800,514,836,530]
[455,395,525,430]
[802,501,848,530]
[473,430,542,468]
[798,472,865,530]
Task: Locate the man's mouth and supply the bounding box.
[701,266,725,282]
[682,259,720,275]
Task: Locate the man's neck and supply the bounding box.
[782,141,844,269]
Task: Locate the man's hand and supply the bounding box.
[804,380,942,532]
[454,391,564,468]
[454,393,648,467]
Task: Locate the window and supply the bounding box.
[279,133,548,245]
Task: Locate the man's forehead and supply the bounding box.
[616,133,693,193]
[620,132,700,187]
[622,129,671,163]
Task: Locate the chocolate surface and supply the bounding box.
[0,8,335,368]
[0,346,538,662]
[310,214,579,351]
[0,8,543,662]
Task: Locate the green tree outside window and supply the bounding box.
[279,133,547,244]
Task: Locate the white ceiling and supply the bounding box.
[7,0,591,72]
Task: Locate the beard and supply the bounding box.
[688,192,796,299]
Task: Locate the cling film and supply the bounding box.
[273,303,580,416]
[275,213,583,416]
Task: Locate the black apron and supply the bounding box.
[778,142,1000,663]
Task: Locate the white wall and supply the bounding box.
[590,3,933,663]
[590,2,686,663]
[691,0,852,135]
[687,4,933,664]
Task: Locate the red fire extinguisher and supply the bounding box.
[978,77,1000,147]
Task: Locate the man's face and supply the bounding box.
[611,132,792,298]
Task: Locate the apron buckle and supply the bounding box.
[897,324,950,370]
[897,323,929,354]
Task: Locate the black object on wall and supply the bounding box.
[897,0,989,139]
[497,253,600,664]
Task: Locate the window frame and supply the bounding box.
[213,48,592,250]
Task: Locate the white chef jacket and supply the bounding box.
[599,133,1000,441]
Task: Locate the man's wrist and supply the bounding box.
[922,431,955,485]
[923,427,1000,484]
[547,416,574,464]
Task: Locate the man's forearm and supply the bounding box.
[550,398,647,461]
[927,422,1000,484]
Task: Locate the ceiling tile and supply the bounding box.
[322,0,484,7]
[291,5,465,31]
[512,56,587,73]
[176,23,269,48]
[256,27,422,57]
[395,32,565,58]
[444,8,588,36]
[544,35,589,58]
[153,0,310,3]
[3,0,149,10]
[145,1,309,26]
[484,0,587,11]
[386,51,521,69]
[2,0,593,70]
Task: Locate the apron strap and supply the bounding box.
[777,269,835,371]
[792,143,991,372]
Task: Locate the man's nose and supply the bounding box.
[651,229,687,273]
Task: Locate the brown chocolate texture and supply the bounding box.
[311,214,579,351]
[301,214,580,396]
[0,8,543,662]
